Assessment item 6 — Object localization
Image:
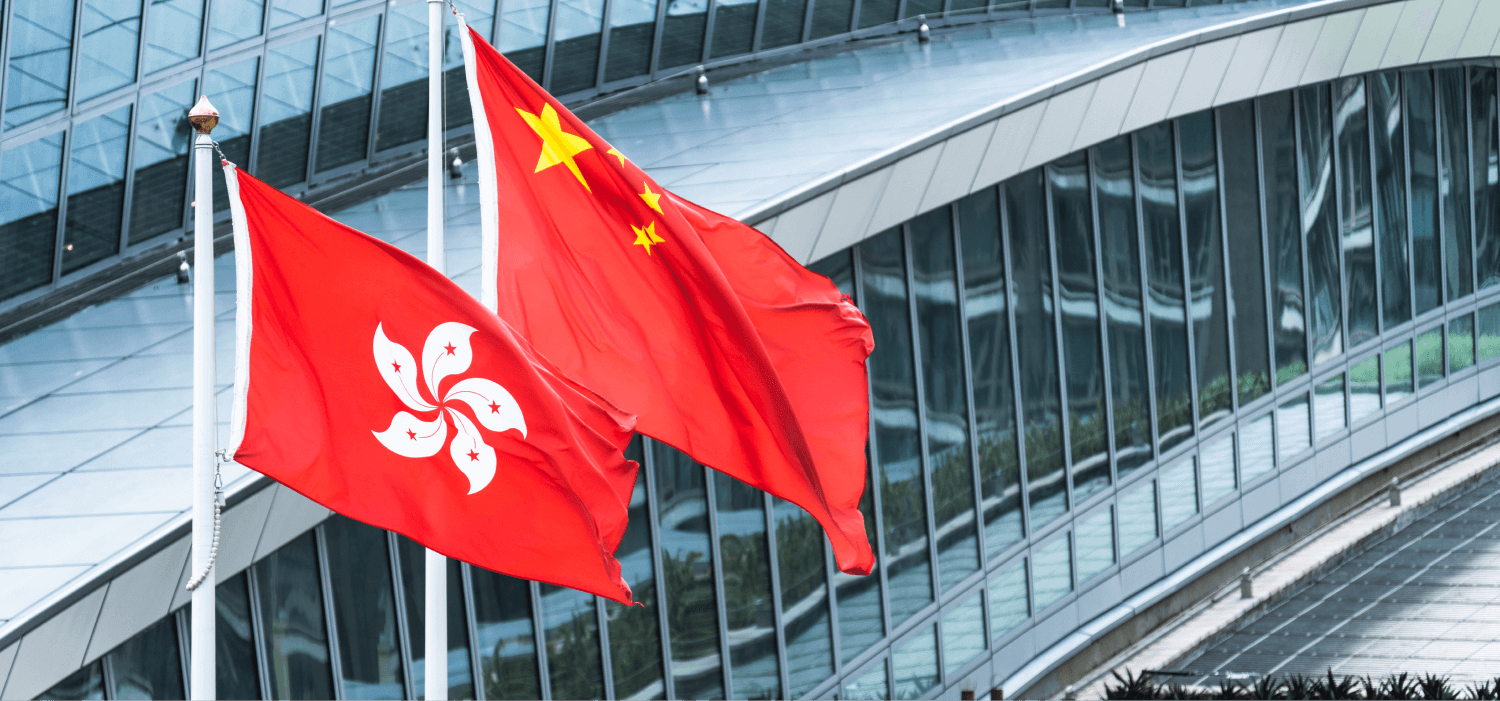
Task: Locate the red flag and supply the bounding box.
[222,164,639,603]
[458,20,876,574]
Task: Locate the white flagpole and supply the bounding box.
[425,1,448,699]
[187,95,219,701]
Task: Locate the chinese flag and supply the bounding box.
[223,164,640,603]
[458,20,876,574]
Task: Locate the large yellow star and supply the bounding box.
[632,222,665,255]
[516,104,592,192]
[639,182,663,214]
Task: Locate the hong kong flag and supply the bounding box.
[458,17,876,573]
[222,164,639,603]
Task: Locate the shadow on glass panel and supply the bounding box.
[941,591,985,677]
[891,626,939,700]
[1075,506,1115,583]
[1260,92,1308,385]
[217,572,264,700]
[316,16,382,174]
[396,536,474,699]
[469,566,541,700]
[257,37,320,189]
[129,79,195,246]
[5,0,75,128]
[1180,111,1232,428]
[323,516,405,699]
[651,441,726,699]
[255,531,335,700]
[145,0,204,74]
[1139,122,1193,451]
[0,132,64,300]
[109,616,186,700]
[775,496,833,698]
[1094,136,1154,478]
[1218,101,1272,406]
[1385,341,1414,404]
[608,438,667,700]
[714,472,780,700]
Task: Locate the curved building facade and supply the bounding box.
[7,0,1500,699]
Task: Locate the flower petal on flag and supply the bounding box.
[446,407,497,494]
[423,322,477,400]
[444,377,527,438]
[372,410,447,458]
[375,324,436,411]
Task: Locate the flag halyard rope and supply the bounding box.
[185,449,226,591]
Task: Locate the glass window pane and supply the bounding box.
[550,0,605,95]
[1031,533,1072,611]
[1409,70,1443,314]
[1051,153,1110,500]
[1386,341,1414,403]
[1161,457,1198,531]
[1008,170,1068,530]
[1335,77,1378,349]
[1314,373,1346,442]
[1200,431,1236,507]
[539,583,604,700]
[37,661,104,700]
[258,37,319,188]
[809,0,852,40]
[988,558,1028,638]
[144,0,204,73]
[255,531,335,700]
[859,227,934,624]
[605,0,655,82]
[651,443,725,699]
[1276,393,1311,461]
[1119,479,1157,555]
[844,663,890,700]
[1075,506,1115,582]
[1371,72,1412,327]
[501,0,549,81]
[1418,325,1445,387]
[209,0,265,48]
[710,0,758,58]
[1350,355,1381,424]
[762,0,808,49]
[1450,313,1475,373]
[272,0,323,26]
[316,15,381,173]
[1480,303,1500,363]
[470,569,541,700]
[323,517,404,699]
[63,106,130,274]
[217,573,262,700]
[1140,121,1194,451]
[1298,84,1343,365]
[856,0,893,31]
[658,0,705,72]
[715,473,780,700]
[1240,413,1275,483]
[891,626,939,700]
[1439,68,1473,300]
[941,591,985,677]
[78,0,142,103]
[608,439,666,700]
[958,188,1023,555]
[129,79,195,246]
[1181,111,1233,426]
[206,57,259,212]
[774,497,832,698]
[375,1,429,152]
[109,617,185,699]
[0,131,64,301]
[1475,67,1500,289]
[1261,91,1309,384]
[911,207,980,590]
[397,537,474,699]
[4,0,75,128]
[441,0,493,130]
[1095,135,1154,477]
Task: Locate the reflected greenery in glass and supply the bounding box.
[716,473,780,699]
[1350,355,1381,424]
[1220,102,1273,405]
[1386,342,1414,403]
[470,568,540,700]
[1262,91,1309,383]
[1139,122,1194,451]
[1417,326,1445,387]
[1181,111,1232,426]
[606,439,665,700]
[1449,314,1475,373]
[1480,303,1500,363]
[1095,136,1155,476]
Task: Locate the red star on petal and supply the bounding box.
[444,343,457,355]
[466,450,480,461]
[488,401,500,413]
[406,429,417,440]
[391,361,401,373]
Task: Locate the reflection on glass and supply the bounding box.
[860,227,934,625]
[775,498,831,699]
[64,106,130,275]
[217,573,262,700]
[470,569,541,700]
[608,439,666,700]
[1261,92,1308,384]
[206,58,259,212]
[810,0,854,39]
[110,617,186,699]
[763,0,809,48]
[711,0,759,57]
[941,591,986,676]
[714,474,779,700]
[891,626,939,700]
[539,583,604,700]
[1314,374,1346,442]
[209,0,265,48]
[857,0,895,31]
[1449,314,1475,373]
[1480,304,1500,364]
[1386,342,1414,404]
[1417,326,1444,388]
[1240,414,1276,483]
[1139,122,1193,450]
[1298,85,1344,365]
[651,443,724,699]
[376,1,431,152]
[442,0,493,130]
[130,79,194,245]
[1161,458,1198,531]
[5,0,75,127]
[958,188,1023,555]
[258,37,320,188]
[272,0,323,26]
[1051,153,1110,500]
[322,518,404,699]
[255,532,334,700]
[1409,70,1442,314]
[550,0,606,94]
[1438,68,1473,301]
[1276,394,1311,461]
[145,0,205,73]
[1032,534,1072,611]
[1009,170,1068,529]
[501,0,551,80]
[606,0,657,81]
[1475,67,1500,289]
[0,132,65,300]
[1335,77,1378,349]
[1371,72,1412,328]
[77,0,142,102]
[316,15,381,173]
[1181,111,1232,426]
[989,558,1029,638]
[1095,136,1154,477]
[37,662,104,700]
[1075,506,1115,582]
[658,0,707,70]
[1200,432,1236,506]
[1119,479,1157,555]
[1350,356,1381,424]
[845,663,890,700]
[396,537,473,700]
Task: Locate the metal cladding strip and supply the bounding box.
[996,394,1500,698]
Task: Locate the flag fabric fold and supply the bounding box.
[458,18,877,574]
[223,163,640,603]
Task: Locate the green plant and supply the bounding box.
[1106,669,1161,700]
[1383,672,1418,700]
[1287,674,1314,700]
[1417,673,1456,700]
[1252,675,1287,700]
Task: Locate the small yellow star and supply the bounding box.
[607,148,626,167]
[639,182,663,214]
[516,103,593,191]
[632,222,665,255]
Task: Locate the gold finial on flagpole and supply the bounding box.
[188,95,219,134]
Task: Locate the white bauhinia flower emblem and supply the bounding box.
[371,322,527,494]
